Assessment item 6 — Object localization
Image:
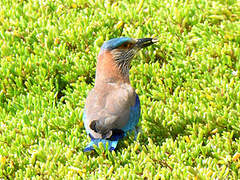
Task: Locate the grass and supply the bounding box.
[0,0,240,179]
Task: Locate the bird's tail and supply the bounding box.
[83,139,119,152]
[83,129,125,152]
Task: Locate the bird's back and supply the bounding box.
[84,82,137,139]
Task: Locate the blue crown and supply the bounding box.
[101,37,132,50]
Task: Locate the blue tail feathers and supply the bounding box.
[83,129,125,152]
[83,138,119,152]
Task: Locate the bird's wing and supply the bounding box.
[84,83,136,139]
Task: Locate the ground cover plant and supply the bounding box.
[0,0,240,179]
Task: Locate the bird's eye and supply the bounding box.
[120,43,132,49]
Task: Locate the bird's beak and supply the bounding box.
[135,38,158,49]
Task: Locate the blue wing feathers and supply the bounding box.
[121,95,140,132]
[83,95,140,152]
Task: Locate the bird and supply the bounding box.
[83,37,158,152]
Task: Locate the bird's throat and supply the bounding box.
[95,50,130,85]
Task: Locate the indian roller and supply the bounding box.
[83,37,158,152]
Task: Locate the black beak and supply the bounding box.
[136,38,158,49]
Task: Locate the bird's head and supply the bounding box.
[99,37,158,75]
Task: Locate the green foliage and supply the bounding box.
[0,0,240,179]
